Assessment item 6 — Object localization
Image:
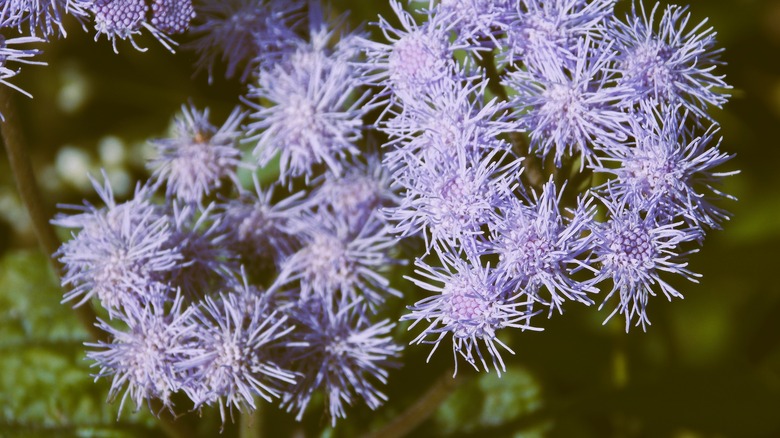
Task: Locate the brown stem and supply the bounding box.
[362,369,464,438]
[476,51,544,189]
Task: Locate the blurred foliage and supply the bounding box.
[2,0,780,437]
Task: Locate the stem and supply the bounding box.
[0,88,195,438]
[362,369,463,438]
[0,87,103,341]
[475,51,544,189]
[239,402,263,438]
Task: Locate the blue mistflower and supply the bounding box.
[610,2,730,117]
[282,296,402,425]
[87,0,185,53]
[178,275,296,423]
[274,212,401,308]
[0,0,90,38]
[387,147,520,257]
[502,0,616,65]
[488,181,597,314]
[54,176,182,311]
[595,103,737,229]
[185,0,305,82]
[149,104,244,206]
[149,0,195,34]
[309,156,398,234]
[590,201,701,331]
[356,0,461,105]
[382,77,513,173]
[419,0,512,47]
[86,291,197,415]
[403,254,541,375]
[505,37,631,167]
[165,202,238,297]
[246,43,369,183]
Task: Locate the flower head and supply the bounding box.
[149,104,244,206]
[281,296,401,425]
[403,254,540,375]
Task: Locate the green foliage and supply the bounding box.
[0,251,159,437]
[434,366,543,435]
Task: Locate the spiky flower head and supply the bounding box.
[610,1,730,117]
[185,0,305,82]
[595,103,736,229]
[281,296,401,425]
[53,175,181,311]
[403,254,540,375]
[178,274,295,423]
[590,201,701,331]
[149,104,244,206]
[505,38,631,167]
[274,212,400,308]
[86,291,197,415]
[246,42,368,183]
[488,181,597,314]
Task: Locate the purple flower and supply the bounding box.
[308,156,398,233]
[594,103,737,229]
[386,147,520,257]
[502,0,615,65]
[185,0,305,82]
[245,41,368,183]
[217,176,307,269]
[0,0,89,38]
[488,181,597,314]
[177,274,295,423]
[86,290,197,415]
[590,200,701,331]
[505,37,631,168]
[356,0,460,105]
[164,202,238,297]
[53,175,181,311]
[403,254,540,375]
[281,296,401,425]
[149,104,244,206]
[87,0,189,53]
[274,212,401,308]
[610,2,730,117]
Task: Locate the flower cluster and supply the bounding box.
[34,0,734,428]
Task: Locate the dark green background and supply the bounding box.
[1,0,778,436]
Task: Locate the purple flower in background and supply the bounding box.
[185,0,305,82]
[86,291,196,415]
[590,200,701,331]
[610,2,730,117]
[403,254,540,375]
[149,104,244,206]
[218,176,307,269]
[282,296,401,425]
